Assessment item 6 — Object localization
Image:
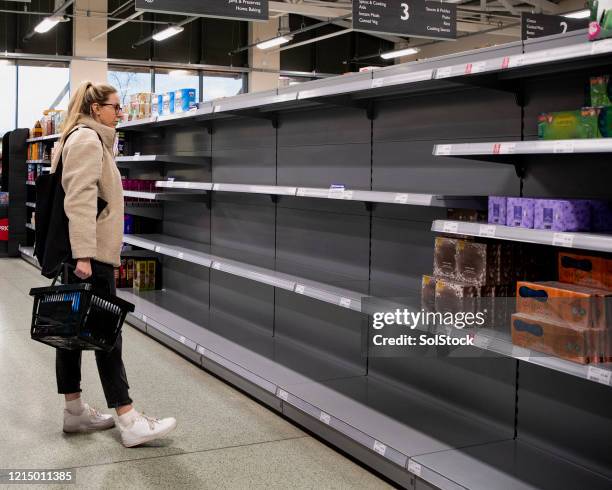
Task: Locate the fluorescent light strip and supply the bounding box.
[381,47,420,60]
[153,26,184,42]
[256,36,292,50]
[564,9,590,19]
[34,16,63,34]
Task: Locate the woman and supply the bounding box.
[50,81,176,447]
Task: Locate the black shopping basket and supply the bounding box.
[29,266,135,352]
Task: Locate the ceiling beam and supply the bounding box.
[269,1,351,18]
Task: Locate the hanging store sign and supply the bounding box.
[521,13,588,40]
[135,0,269,22]
[352,0,456,40]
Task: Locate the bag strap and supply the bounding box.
[54,125,104,173]
[51,262,75,287]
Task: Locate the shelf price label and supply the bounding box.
[154,246,162,253]
[177,252,184,260]
[552,233,575,248]
[142,314,148,324]
[295,284,306,294]
[435,144,452,156]
[212,262,222,271]
[343,190,354,200]
[339,297,352,308]
[394,194,409,204]
[277,389,289,401]
[553,141,575,154]
[479,224,496,238]
[178,336,186,344]
[408,460,422,476]
[372,78,386,89]
[473,335,491,350]
[436,66,454,79]
[196,345,206,355]
[373,440,387,456]
[591,38,612,55]
[512,345,531,361]
[442,221,459,234]
[319,412,331,425]
[587,366,612,385]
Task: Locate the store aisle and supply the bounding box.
[0,259,391,489]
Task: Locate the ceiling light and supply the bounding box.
[256,36,292,50]
[380,47,420,60]
[564,9,591,19]
[34,16,64,34]
[153,26,184,42]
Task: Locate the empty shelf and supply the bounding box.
[432,220,612,254]
[18,245,34,258]
[116,116,157,130]
[411,439,612,490]
[123,190,208,201]
[122,234,364,312]
[26,134,60,143]
[213,183,298,196]
[155,181,214,191]
[116,154,209,165]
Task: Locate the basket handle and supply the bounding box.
[51,262,75,287]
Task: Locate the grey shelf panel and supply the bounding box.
[26,181,35,186]
[117,288,362,390]
[412,439,612,490]
[124,202,163,220]
[212,183,298,196]
[280,376,512,470]
[432,219,612,254]
[433,139,612,161]
[19,245,35,259]
[116,155,209,165]
[122,234,364,312]
[155,181,214,191]
[26,134,60,143]
[123,190,208,201]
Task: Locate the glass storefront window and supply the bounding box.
[108,66,153,106]
[202,73,245,102]
[0,61,16,137]
[154,69,200,101]
[17,61,69,129]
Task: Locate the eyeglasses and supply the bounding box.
[99,103,123,114]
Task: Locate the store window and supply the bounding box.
[17,61,69,129]
[201,73,245,102]
[0,61,16,137]
[108,66,153,107]
[154,69,200,101]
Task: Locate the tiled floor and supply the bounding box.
[0,258,391,489]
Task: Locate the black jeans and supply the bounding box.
[56,260,133,409]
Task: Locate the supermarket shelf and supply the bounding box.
[122,234,364,312]
[25,223,35,231]
[433,139,612,163]
[124,202,163,220]
[155,181,486,209]
[26,160,51,165]
[19,246,40,270]
[115,155,209,165]
[116,116,157,130]
[26,134,60,143]
[26,181,35,187]
[123,190,208,202]
[411,439,612,490]
[25,202,35,209]
[432,219,612,254]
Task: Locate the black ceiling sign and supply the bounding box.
[521,13,588,40]
[352,0,456,40]
[135,0,269,22]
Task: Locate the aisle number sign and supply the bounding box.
[352,0,456,40]
[135,0,269,22]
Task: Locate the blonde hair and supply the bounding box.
[60,81,117,144]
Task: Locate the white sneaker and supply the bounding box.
[120,413,177,448]
[63,404,115,433]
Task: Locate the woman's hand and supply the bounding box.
[74,258,93,280]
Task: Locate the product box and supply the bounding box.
[516,280,611,328]
[433,237,458,280]
[511,312,602,364]
[162,92,175,115]
[534,199,591,232]
[421,275,437,311]
[133,260,148,292]
[488,196,507,225]
[507,198,535,228]
[589,200,612,231]
[537,109,600,140]
[126,258,134,288]
[446,208,486,223]
[590,76,612,107]
[124,215,134,235]
[151,94,159,116]
[114,267,120,289]
[435,279,479,315]
[455,240,510,286]
[174,88,197,114]
[147,260,156,290]
[558,251,611,290]
[589,0,612,41]
[120,258,127,289]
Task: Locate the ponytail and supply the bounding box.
[60,81,117,145]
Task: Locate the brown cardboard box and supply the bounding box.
[147,261,156,290]
[455,240,511,286]
[126,259,134,288]
[558,252,610,290]
[421,275,437,311]
[516,281,612,329]
[435,278,479,315]
[511,312,604,364]
[433,237,457,280]
[133,260,148,292]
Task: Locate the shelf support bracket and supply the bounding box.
[269,194,280,204]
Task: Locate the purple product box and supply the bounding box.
[590,201,612,232]
[507,198,535,228]
[124,215,134,235]
[488,196,507,225]
[534,199,591,232]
